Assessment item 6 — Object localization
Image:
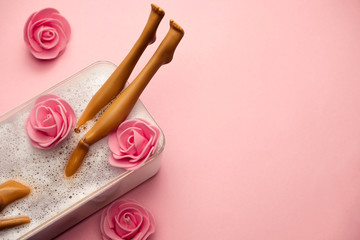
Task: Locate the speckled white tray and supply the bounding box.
[0,61,165,240]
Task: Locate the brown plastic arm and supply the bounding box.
[76,4,165,128]
[0,216,31,230]
[0,180,30,212]
[65,20,184,177]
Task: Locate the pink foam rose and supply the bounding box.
[24,8,71,60]
[100,199,155,240]
[25,94,76,149]
[108,118,160,170]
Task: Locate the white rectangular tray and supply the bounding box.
[0,61,164,240]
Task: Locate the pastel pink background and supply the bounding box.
[1,0,360,239]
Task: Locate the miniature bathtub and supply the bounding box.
[0,61,165,240]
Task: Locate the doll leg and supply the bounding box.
[76,4,165,128]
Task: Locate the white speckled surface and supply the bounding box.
[0,61,164,240]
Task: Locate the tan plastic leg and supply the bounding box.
[76,4,165,128]
[65,139,89,177]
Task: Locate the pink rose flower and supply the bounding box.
[24,8,71,60]
[25,94,76,149]
[100,199,155,240]
[108,118,160,170]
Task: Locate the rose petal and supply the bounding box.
[101,211,122,240]
[26,118,54,145]
[109,156,137,169]
[118,128,136,152]
[34,106,55,126]
[115,209,142,238]
[117,131,137,156]
[133,121,152,138]
[33,107,62,137]
[31,44,62,59]
[31,8,60,22]
[132,130,148,154]
[36,26,59,49]
[108,131,121,155]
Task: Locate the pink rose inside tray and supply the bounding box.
[0,61,165,240]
